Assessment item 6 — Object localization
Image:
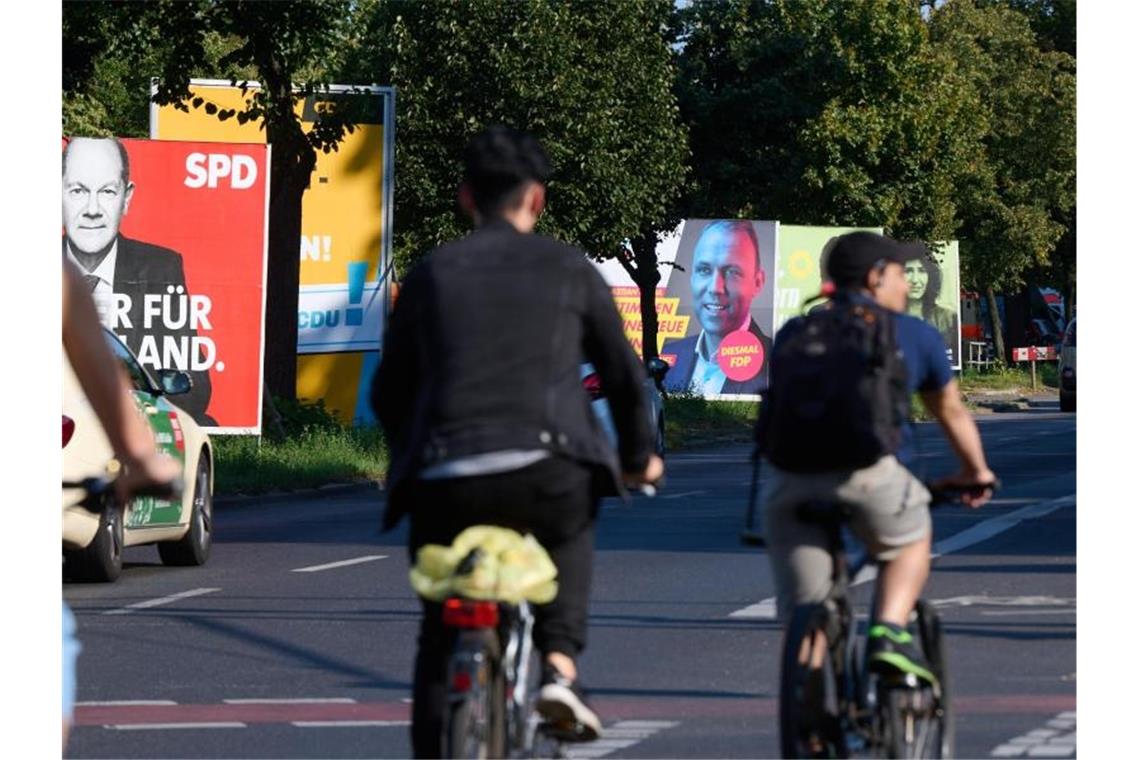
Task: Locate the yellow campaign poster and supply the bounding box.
[152,80,395,425]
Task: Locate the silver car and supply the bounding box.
[581,359,668,457]
[1058,318,1076,412]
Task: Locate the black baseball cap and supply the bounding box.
[824,231,925,288]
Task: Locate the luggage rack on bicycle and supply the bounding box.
[412,526,592,758]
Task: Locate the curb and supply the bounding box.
[215,480,384,508]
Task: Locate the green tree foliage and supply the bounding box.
[677,0,982,241]
[929,0,1075,356]
[346,0,688,273]
[62,1,373,401]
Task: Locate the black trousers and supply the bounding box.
[406,457,598,758]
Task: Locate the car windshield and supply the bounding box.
[1065,320,1076,347]
[103,330,159,392]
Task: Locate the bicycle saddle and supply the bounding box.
[795,499,855,524]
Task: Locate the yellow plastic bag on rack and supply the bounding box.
[409,525,559,604]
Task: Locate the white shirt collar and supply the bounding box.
[66,240,119,328]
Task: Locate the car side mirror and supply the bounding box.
[646,357,670,385]
[157,369,193,396]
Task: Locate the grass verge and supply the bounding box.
[664,390,758,450]
[958,363,1059,394]
[212,399,387,495]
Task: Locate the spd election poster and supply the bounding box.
[62,136,270,432]
[152,80,396,425]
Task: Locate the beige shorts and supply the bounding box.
[763,455,931,622]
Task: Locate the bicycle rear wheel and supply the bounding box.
[779,603,847,759]
[873,602,951,759]
[444,630,506,759]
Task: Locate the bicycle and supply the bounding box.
[427,482,660,759]
[777,481,997,759]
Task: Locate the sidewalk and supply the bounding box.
[965,390,1061,412]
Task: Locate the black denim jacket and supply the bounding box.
[372,219,654,529]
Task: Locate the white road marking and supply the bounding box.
[931,595,1074,608]
[980,608,1076,617]
[565,720,678,759]
[108,723,246,730]
[291,555,388,573]
[729,494,1075,619]
[102,588,221,616]
[990,712,1076,757]
[223,698,357,704]
[292,721,410,727]
[77,700,177,706]
[662,490,706,500]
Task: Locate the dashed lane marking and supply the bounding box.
[661,490,706,500]
[223,698,357,704]
[990,711,1075,757]
[565,720,679,758]
[291,720,410,728]
[77,700,177,707]
[102,588,221,616]
[729,494,1075,619]
[291,555,388,573]
[108,723,246,730]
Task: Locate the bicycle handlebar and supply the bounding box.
[624,476,665,498]
[926,478,1001,507]
[63,475,184,513]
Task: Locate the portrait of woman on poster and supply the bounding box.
[904,252,958,361]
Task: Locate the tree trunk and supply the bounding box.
[985,286,1006,366]
[261,140,311,402]
[631,232,661,361]
[258,50,317,404]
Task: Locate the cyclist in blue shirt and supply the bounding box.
[764,231,996,683]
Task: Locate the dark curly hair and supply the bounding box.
[462,125,553,217]
[908,252,944,320]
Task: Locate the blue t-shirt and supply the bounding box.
[784,294,953,471]
[892,310,953,469]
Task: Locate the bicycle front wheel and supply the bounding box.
[779,603,846,759]
[444,630,506,759]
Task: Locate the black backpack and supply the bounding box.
[754,296,909,472]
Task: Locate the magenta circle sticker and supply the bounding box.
[717,329,765,382]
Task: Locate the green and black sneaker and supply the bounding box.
[866,622,939,686]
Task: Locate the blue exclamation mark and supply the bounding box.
[346,261,367,327]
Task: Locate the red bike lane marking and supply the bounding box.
[74,693,1073,728]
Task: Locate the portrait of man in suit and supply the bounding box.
[62,137,214,425]
[662,219,773,396]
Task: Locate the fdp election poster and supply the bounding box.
[152,80,395,424]
[591,220,777,399]
[62,136,270,432]
[659,220,778,399]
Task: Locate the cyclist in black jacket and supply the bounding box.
[372,126,663,755]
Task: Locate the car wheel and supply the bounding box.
[158,453,212,567]
[655,412,666,457]
[1059,390,1076,413]
[64,497,123,583]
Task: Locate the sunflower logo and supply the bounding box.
[788,250,814,280]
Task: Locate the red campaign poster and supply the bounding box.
[62,137,270,432]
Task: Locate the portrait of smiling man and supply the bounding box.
[62,136,214,425]
[662,219,774,396]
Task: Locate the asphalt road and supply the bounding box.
[65,406,1075,759]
